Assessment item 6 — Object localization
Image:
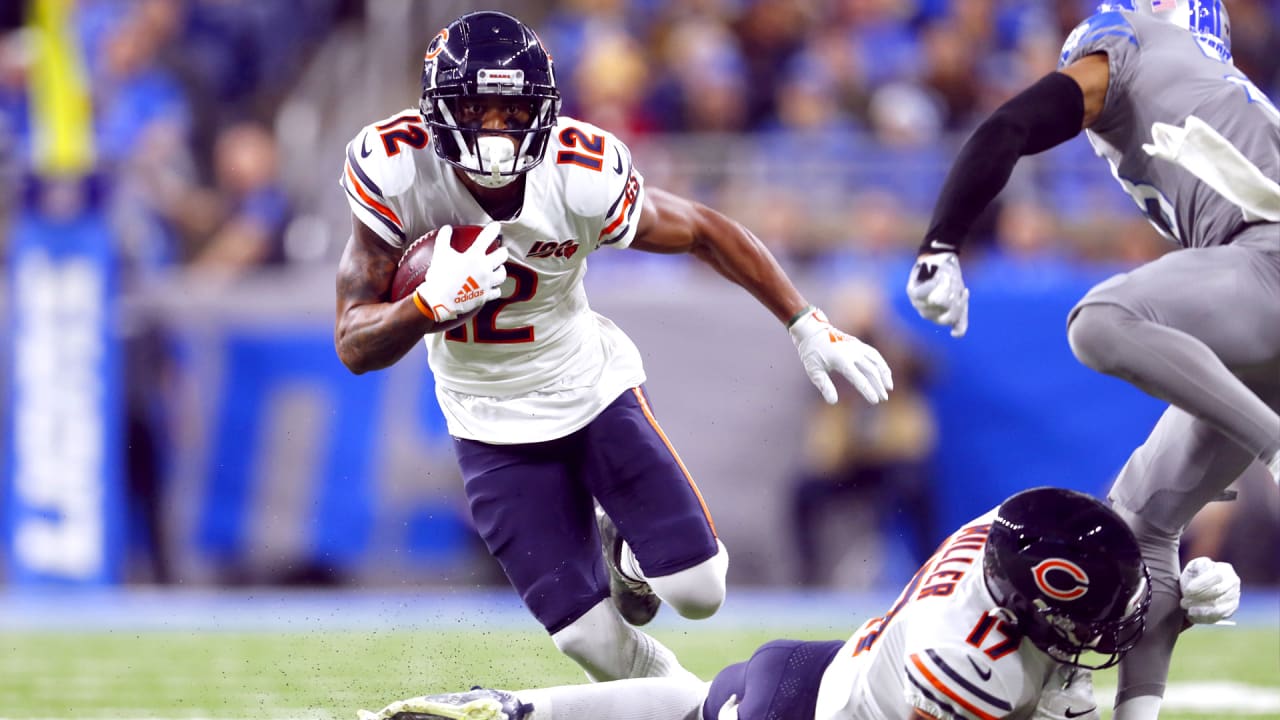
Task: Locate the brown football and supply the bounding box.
[391,225,502,327]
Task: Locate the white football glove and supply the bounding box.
[716,693,740,720]
[789,307,893,405]
[906,251,969,338]
[1180,556,1241,625]
[1033,666,1099,720]
[414,222,509,324]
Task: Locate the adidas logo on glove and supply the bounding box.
[454,277,484,304]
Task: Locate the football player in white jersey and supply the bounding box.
[354,487,1241,720]
[333,11,893,685]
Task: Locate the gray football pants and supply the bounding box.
[1066,223,1280,705]
[1067,223,1280,533]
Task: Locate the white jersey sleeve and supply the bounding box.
[903,644,1022,720]
[339,110,429,249]
[555,119,646,250]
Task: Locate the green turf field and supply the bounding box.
[2,626,1277,719]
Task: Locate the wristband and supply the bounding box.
[411,292,436,320]
[786,305,815,329]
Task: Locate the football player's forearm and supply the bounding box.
[692,210,807,324]
[334,247,435,373]
[921,71,1085,254]
[335,301,433,374]
[335,223,438,373]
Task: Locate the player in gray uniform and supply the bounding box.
[903,1,1278,719]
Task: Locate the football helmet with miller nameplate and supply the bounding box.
[983,487,1151,669]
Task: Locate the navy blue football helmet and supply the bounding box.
[984,487,1150,669]
[419,11,561,186]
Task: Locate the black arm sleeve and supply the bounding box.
[919,71,1087,255]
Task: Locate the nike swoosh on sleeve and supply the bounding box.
[966,657,993,681]
[360,134,373,158]
[613,147,623,174]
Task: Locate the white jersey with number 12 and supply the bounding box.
[340,111,647,443]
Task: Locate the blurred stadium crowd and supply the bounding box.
[1,0,1278,588]
[0,0,353,280]
[1,0,1277,276]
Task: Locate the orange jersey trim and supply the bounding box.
[599,196,634,238]
[630,387,717,537]
[909,653,1000,720]
[345,163,403,228]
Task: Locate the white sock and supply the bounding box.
[1113,695,1163,720]
[628,628,701,683]
[552,601,699,683]
[519,678,708,720]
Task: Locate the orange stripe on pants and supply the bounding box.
[630,387,717,537]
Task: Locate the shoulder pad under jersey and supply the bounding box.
[340,109,430,246]
[552,116,646,249]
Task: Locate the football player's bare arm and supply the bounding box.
[628,186,808,325]
[1059,52,1110,129]
[334,217,437,374]
[911,710,940,720]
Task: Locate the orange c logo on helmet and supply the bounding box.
[1032,559,1090,601]
[425,28,449,60]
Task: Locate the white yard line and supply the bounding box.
[1096,682,1280,716]
[3,682,1279,720]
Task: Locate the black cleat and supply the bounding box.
[596,506,661,626]
[379,688,530,720]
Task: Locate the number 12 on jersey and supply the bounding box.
[444,263,538,343]
[556,127,605,171]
